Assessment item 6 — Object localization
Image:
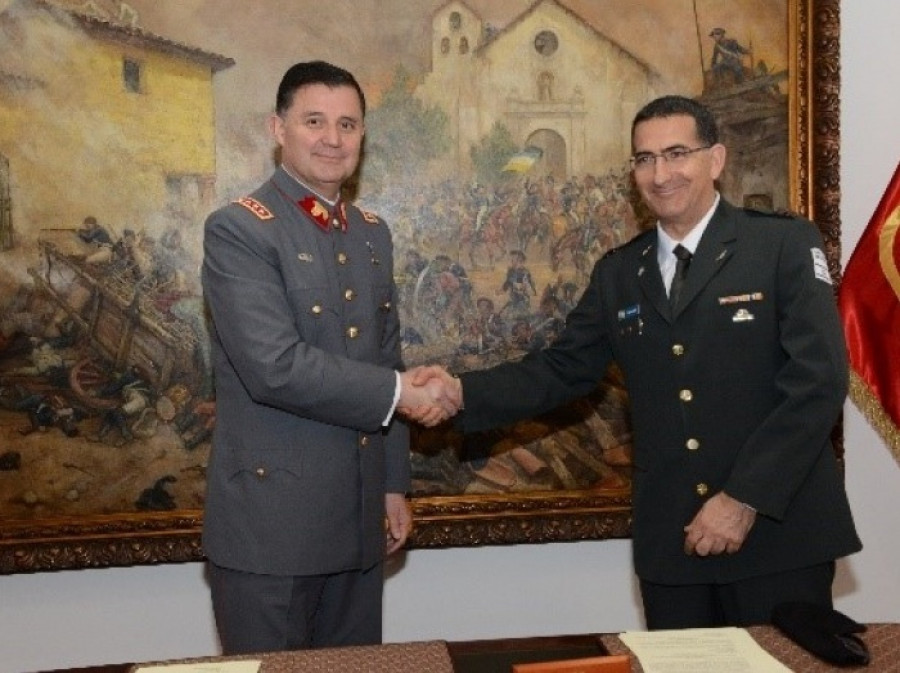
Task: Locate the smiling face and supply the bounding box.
[631,114,726,239]
[270,83,365,201]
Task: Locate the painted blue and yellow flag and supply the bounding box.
[502,146,543,173]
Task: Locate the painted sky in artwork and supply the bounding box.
[125,0,786,120]
[97,0,785,202]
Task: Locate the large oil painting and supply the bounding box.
[0,0,841,571]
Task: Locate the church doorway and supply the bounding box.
[524,129,567,179]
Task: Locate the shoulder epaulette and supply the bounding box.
[603,229,652,259]
[234,196,274,220]
[360,208,381,225]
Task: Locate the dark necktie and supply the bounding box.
[669,244,692,309]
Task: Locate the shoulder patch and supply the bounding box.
[360,209,380,225]
[234,196,274,220]
[811,247,833,285]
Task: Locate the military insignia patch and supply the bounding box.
[361,209,380,225]
[299,196,330,230]
[234,197,274,220]
[811,247,833,285]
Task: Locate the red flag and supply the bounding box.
[839,161,900,458]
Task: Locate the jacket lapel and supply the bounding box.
[635,234,670,320]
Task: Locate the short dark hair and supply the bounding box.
[275,60,366,117]
[631,95,719,148]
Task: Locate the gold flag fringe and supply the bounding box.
[848,370,900,466]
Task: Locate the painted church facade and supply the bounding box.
[416,0,662,178]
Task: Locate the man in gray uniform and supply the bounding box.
[410,95,861,629]
[202,61,448,654]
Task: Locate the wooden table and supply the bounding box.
[35,624,900,673]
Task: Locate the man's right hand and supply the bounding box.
[397,366,462,427]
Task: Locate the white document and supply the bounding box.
[132,661,261,673]
[619,627,792,672]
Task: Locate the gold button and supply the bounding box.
[686,438,700,451]
[347,326,359,338]
[381,301,391,312]
[332,219,341,229]
[337,252,348,264]
[344,289,355,301]
[696,482,708,496]
[672,344,685,356]
[679,389,693,402]
[360,435,369,447]
[311,304,322,315]
[256,468,266,478]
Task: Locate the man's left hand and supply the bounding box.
[385,492,412,554]
[683,492,756,556]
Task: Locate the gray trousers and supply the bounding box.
[208,561,384,654]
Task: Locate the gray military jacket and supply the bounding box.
[201,167,410,576]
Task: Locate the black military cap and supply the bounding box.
[771,602,870,666]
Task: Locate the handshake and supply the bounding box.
[397,366,463,427]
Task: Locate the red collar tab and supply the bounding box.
[298,196,347,232]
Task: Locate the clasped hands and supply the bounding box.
[398,366,462,427]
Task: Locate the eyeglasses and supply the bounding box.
[629,146,712,171]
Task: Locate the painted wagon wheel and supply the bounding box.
[68,357,119,410]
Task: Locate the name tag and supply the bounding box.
[617,304,642,336]
[718,292,764,305]
[617,304,641,320]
